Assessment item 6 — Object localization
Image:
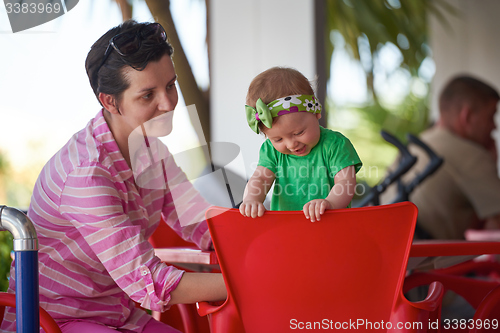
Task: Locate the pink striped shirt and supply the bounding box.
[1,110,212,332]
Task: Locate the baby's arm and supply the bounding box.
[303,165,356,222]
[240,166,276,218]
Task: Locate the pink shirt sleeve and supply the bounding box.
[160,154,213,250]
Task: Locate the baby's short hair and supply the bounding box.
[246,67,315,107]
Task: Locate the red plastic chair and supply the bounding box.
[149,218,200,248]
[0,292,62,333]
[472,284,500,330]
[404,260,500,328]
[198,202,443,333]
[149,218,212,333]
[404,271,499,310]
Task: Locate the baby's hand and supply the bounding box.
[303,199,333,222]
[239,201,266,218]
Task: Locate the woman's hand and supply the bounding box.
[303,199,333,222]
[239,201,267,218]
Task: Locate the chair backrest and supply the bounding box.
[206,202,418,332]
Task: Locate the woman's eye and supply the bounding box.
[142,93,152,100]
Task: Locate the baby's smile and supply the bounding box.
[291,145,308,155]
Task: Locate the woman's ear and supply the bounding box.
[98,93,120,115]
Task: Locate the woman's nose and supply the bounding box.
[158,92,177,112]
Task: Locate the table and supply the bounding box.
[154,247,218,265]
[154,247,219,271]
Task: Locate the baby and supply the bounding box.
[240,67,362,221]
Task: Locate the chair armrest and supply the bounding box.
[197,296,245,333]
[391,281,444,326]
[0,292,15,308]
[473,284,500,321]
[0,292,62,333]
[197,300,224,316]
[407,281,444,311]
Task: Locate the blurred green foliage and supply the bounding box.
[325,0,456,90]
[0,152,13,291]
[0,232,13,291]
[330,90,431,186]
[325,0,456,186]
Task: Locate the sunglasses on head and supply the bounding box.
[93,23,167,87]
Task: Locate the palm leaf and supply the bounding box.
[326,0,455,83]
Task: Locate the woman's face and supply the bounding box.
[117,54,178,137]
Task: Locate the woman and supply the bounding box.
[1,20,226,332]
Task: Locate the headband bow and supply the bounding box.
[245,98,273,134]
[245,94,321,134]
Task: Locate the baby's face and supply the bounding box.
[263,112,321,156]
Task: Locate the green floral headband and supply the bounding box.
[245,94,322,134]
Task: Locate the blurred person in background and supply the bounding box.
[383,75,500,240]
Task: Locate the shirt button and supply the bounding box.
[142,271,148,276]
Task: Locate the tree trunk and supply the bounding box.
[114,0,133,21]
[145,0,211,147]
[314,0,327,128]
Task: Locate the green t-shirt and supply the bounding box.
[258,126,362,211]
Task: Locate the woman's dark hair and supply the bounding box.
[85,20,174,106]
